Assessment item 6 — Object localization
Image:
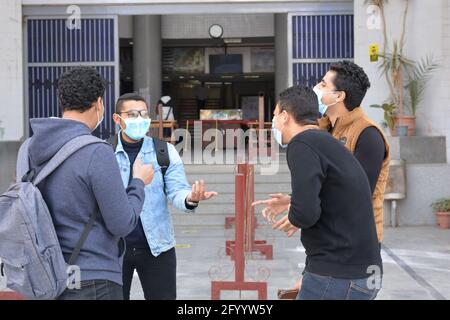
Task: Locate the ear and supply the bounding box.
[97,97,103,107]
[280,110,289,124]
[112,113,122,126]
[336,91,346,103]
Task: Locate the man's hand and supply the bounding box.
[187,180,218,203]
[252,193,291,223]
[133,158,154,186]
[272,214,299,237]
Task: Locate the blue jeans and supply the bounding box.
[57,280,123,300]
[297,272,381,300]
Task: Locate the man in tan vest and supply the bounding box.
[254,61,390,296]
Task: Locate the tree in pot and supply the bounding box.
[431,198,450,230]
[367,0,438,136]
[405,55,439,122]
[371,54,439,136]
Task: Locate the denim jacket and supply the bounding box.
[114,133,195,257]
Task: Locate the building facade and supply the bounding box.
[1,0,450,225]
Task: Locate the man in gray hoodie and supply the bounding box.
[26,67,154,300]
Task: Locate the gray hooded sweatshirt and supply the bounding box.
[27,117,145,286]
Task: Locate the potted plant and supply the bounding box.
[372,53,439,136]
[431,198,450,229]
[405,55,439,120]
[368,0,438,136]
[370,103,396,135]
[367,0,414,135]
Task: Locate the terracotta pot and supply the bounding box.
[0,291,26,300]
[436,212,450,229]
[392,115,416,137]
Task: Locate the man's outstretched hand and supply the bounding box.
[272,214,299,237]
[187,180,218,203]
[252,193,291,223]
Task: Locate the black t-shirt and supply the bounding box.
[121,135,148,249]
[287,129,382,279]
[354,127,386,194]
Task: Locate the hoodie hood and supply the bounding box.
[28,118,92,167]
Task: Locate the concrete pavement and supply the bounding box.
[129,226,450,300]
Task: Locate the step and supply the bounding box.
[183,164,290,174]
[185,173,291,184]
[171,192,288,205]
[170,203,276,215]
[180,183,291,194]
[172,212,269,227]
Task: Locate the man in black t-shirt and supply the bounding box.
[269,86,382,300]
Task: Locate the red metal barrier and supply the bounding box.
[0,291,26,300]
[211,164,271,300]
[225,164,272,260]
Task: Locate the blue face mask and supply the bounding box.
[120,116,151,141]
[313,86,337,116]
[272,116,288,148]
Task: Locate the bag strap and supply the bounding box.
[107,133,170,179]
[16,135,107,266]
[164,107,173,120]
[32,135,107,186]
[68,209,98,266]
[153,137,170,178]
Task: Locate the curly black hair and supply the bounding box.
[57,67,106,113]
[279,85,320,125]
[330,61,371,111]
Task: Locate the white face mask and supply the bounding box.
[93,102,104,132]
[272,113,288,148]
[313,85,338,116]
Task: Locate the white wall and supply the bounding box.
[354,0,450,160]
[161,14,274,39]
[119,15,133,38]
[0,0,23,142]
[121,13,276,40]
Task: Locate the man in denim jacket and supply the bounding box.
[111,93,218,300]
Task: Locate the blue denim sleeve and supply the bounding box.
[164,143,195,213]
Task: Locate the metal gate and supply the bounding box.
[289,13,354,87]
[25,16,119,139]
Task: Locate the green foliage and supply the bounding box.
[405,55,439,116]
[432,198,450,213]
[370,103,397,130]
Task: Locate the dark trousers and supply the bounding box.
[57,280,123,300]
[122,247,176,300]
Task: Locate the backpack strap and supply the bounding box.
[164,107,173,120]
[107,134,171,191]
[17,135,107,266]
[153,137,170,178]
[32,135,107,186]
[68,208,98,266]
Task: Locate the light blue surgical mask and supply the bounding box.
[313,86,337,116]
[272,116,288,148]
[119,116,151,141]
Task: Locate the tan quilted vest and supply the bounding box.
[318,107,390,242]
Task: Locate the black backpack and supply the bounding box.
[107,134,170,188]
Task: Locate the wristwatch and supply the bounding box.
[185,199,199,208]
